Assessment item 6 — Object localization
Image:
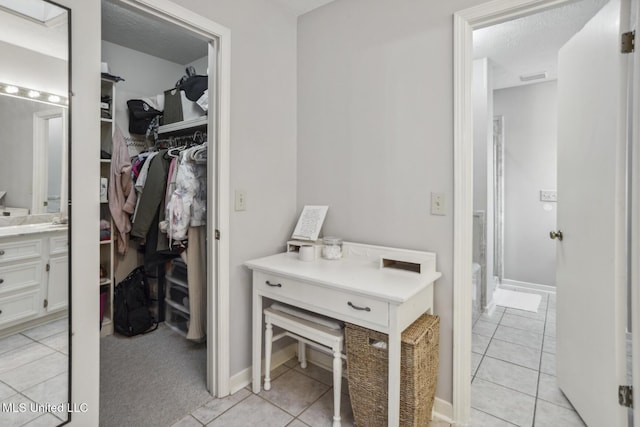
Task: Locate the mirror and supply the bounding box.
[0,0,71,426]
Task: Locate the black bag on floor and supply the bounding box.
[114,266,158,336]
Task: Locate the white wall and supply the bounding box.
[297,0,489,403]
[472,57,496,307]
[178,0,299,377]
[494,81,557,286]
[0,40,67,96]
[101,40,191,141]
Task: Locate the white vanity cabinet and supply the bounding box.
[0,229,68,330]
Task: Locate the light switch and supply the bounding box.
[235,190,246,211]
[540,190,557,202]
[431,193,446,216]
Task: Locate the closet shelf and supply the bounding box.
[158,116,207,135]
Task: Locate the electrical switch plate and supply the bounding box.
[235,190,246,211]
[540,190,558,202]
[431,193,446,216]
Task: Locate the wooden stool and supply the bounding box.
[264,304,345,427]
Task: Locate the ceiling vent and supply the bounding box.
[520,72,548,82]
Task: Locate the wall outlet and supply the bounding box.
[431,192,446,216]
[540,190,557,202]
[235,190,246,211]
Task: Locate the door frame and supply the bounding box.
[115,0,231,397]
[453,0,581,424]
[32,108,67,215]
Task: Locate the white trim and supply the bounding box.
[453,1,574,424]
[501,279,556,294]
[229,343,297,394]
[630,0,640,424]
[114,0,232,398]
[32,109,64,215]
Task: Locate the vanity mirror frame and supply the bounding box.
[0,0,72,425]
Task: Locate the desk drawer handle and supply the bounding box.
[265,280,282,288]
[348,301,371,312]
[0,250,4,256]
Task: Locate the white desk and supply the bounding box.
[245,242,441,427]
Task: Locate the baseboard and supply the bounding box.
[228,343,297,394]
[501,279,556,294]
[230,342,454,422]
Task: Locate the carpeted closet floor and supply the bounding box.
[100,324,209,427]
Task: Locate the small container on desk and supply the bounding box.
[321,236,343,260]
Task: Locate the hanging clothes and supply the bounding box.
[109,127,136,255]
[181,226,206,341]
[164,144,207,242]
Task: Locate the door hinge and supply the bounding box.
[619,385,633,408]
[622,31,635,53]
[46,263,50,272]
[215,229,220,240]
[43,299,48,309]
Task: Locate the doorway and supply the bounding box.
[98,0,231,424]
[454,0,636,425]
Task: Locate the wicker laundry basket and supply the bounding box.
[345,313,440,427]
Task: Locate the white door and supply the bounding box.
[555,0,630,425]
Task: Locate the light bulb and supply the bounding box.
[5,86,18,94]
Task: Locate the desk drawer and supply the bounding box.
[0,261,42,295]
[255,272,389,328]
[0,239,42,264]
[0,290,40,326]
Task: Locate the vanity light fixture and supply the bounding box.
[0,82,67,107]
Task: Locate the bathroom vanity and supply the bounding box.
[0,224,68,335]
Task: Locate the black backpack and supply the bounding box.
[114,266,158,336]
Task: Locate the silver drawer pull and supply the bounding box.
[348,301,371,312]
[265,280,282,288]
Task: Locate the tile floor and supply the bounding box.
[470,291,587,426]
[171,358,451,427]
[0,318,69,427]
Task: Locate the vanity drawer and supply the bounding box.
[0,290,40,326]
[0,261,42,295]
[255,272,389,328]
[49,235,68,255]
[0,239,42,264]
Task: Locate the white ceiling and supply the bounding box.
[473,0,608,90]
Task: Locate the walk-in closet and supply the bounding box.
[98,2,216,425]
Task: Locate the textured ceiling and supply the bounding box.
[101,0,207,65]
[474,0,608,89]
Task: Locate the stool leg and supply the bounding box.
[264,321,273,391]
[298,341,307,369]
[332,348,342,427]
